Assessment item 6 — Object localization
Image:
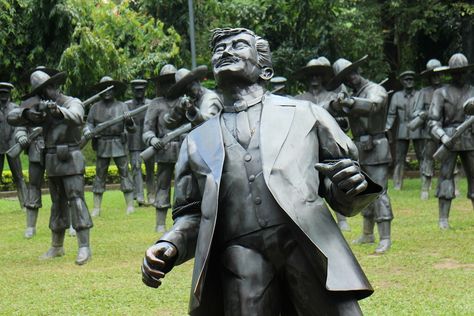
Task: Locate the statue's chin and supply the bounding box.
[214,69,259,87]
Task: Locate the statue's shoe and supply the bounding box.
[352,234,375,244]
[374,239,391,254]
[75,247,92,265]
[24,227,36,239]
[439,219,449,230]
[147,197,155,205]
[40,247,65,260]
[420,191,429,200]
[126,206,135,215]
[338,220,351,232]
[91,208,100,217]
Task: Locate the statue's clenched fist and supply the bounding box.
[315,158,368,198]
[141,241,177,288]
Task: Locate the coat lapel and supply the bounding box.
[260,94,296,181]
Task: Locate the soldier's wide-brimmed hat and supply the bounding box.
[0,82,14,92]
[167,65,208,99]
[420,59,442,77]
[294,57,333,80]
[21,65,60,84]
[22,70,67,100]
[398,70,416,79]
[270,76,287,93]
[153,64,178,84]
[93,76,127,95]
[130,79,148,89]
[434,53,474,74]
[326,55,368,90]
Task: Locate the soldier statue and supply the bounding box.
[142,64,181,232]
[411,59,443,199]
[386,71,424,190]
[164,66,222,128]
[125,79,154,206]
[0,82,27,210]
[84,77,136,216]
[8,69,93,264]
[428,53,474,229]
[269,76,287,95]
[142,27,382,315]
[295,57,351,231]
[327,55,394,254]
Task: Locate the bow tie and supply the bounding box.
[222,96,264,113]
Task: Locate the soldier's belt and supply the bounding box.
[45,144,80,153]
[97,135,123,140]
[353,132,387,142]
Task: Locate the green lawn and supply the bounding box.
[0,179,473,315]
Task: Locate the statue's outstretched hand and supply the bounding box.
[142,241,177,288]
[315,158,368,198]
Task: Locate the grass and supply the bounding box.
[0,179,473,315]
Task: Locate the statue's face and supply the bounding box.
[451,72,467,86]
[429,73,441,86]
[0,91,10,102]
[41,85,59,100]
[343,71,361,89]
[133,87,145,99]
[401,76,414,89]
[308,75,323,88]
[102,88,115,101]
[211,32,261,84]
[186,81,201,99]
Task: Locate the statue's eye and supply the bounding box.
[214,45,225,53]
[234,42,247,50]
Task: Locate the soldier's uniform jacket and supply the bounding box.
[429,84,474,151]
[386,89,421,139]
[333,81,391,166]
[143,97,181,163]
[125,98,150,151]
[0,101,19,154]
[8,95,85,177]
[165,88,223,129]
[294,89,336,107]
[412,85,443,139]
[160,93,382,315]
[85,100,136,158]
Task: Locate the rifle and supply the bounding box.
[6,127,43,158]
[83,85,114,108]
[79,103,149,149]
[140,123,192,161]
[433,116,474,161]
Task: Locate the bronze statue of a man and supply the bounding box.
[142,28,382,315]
[163,66,222,128]
[327,56,394,254]
[386,70,423,190]
[8,70,93,264]
[428,53,474,229]
[411,59,443,199]
[125,79,154,206]
[142,64,181,232]
[84,77,136,216]
[0,82,28,210]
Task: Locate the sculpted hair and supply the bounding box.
[210,28,273,69]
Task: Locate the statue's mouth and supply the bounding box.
[215,56,240,68]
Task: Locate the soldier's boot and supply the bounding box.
[420,175,431,200]
[124,192,135,215]
[155,208,167,233]
[75,229,91,265]
[393,163,404,190]
[40,230,65,260]
[24,208,39,239]
[91,193,103,217]
[336,213,351,232]
[147,182,156,206]
[375,221,392,254]
[439,198,451,230]
[352,217,375,244]
[454,172,461,197]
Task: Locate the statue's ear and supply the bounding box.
[259,67,274,81]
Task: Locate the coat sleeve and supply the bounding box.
[186,90,223,126]
[159,137,201,265]
[428,88,446,141]
[312,105,382,216]
[142,100,159,145]
[59,97,84,126]
[385,93,398,130]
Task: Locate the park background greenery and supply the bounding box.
[0,179,473,315]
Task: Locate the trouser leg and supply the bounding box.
[436,151,457,229]
[414,139,429,199]
[24,207,39,238]
[113,156,134,213]
[145,158,156,204]
[25,161,44,209]
[154,163,174,209]
[155,208,167,233]
[393,140,409,190]
[92,157,109,216]
[6,155,27,209]
[130,151,145,204]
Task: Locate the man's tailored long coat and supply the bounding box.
[160,94,381,315]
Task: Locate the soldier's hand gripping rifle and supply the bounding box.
[6,127,43,158]
[140,123,193,161]
[80,103,149,149]
[433,116,474,161]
